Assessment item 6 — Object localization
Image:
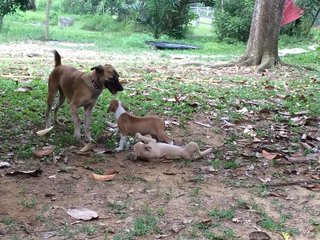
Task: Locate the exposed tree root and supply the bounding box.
[278,60,318,72]
[265,180,320,188]
[183,56,319,74]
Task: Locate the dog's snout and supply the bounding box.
[117,85,124,91]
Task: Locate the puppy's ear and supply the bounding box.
[91,65,104,74]
[107,102,115,113]
[143,144,152,152]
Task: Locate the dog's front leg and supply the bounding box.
[84,105,94,142]
[115,135,127,152]
[70,105,81,139]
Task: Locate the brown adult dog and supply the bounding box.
[107,100,172,151]
[45,50,123,142]
[132,133,212,160]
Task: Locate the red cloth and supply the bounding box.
[281,0,304,26]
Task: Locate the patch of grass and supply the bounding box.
[80,224,98,236]
[210,159,240,170]
[107,201,128,219]
[250,201,300,235]
[1,217,21,234]
[18,196,37,208]
[209,208,235,221]
[114,210,161,239]
[122,175,146,182]
[59,223,75,239]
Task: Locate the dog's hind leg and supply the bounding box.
[84,103,94,142]
[70,105,81,139]
[45,79,59,128]
[54,87,65,125]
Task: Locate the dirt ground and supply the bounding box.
[1,41,320,240]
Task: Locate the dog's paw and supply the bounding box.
[127,152,137,161]
[135,132,141,138]
[115,147,124,152]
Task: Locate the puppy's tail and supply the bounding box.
[199,147,213,156]
[53,50,61,68]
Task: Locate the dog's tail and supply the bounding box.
[199,147,213,156]
[53,50,61,68]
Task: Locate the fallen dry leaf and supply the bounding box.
[36,126,54,136]
[92,146,111,154]
[15,86,32,92]
[262,150,278,160]
[33,146,54,158]
[281,231,292,240]
[5,169,42,177]
[0,161,10,168]
[92,173,116,181]
[305,184,320,192]
[199,218,212,226]
[104,168,118,175]
[66,207,98,221]
[80,142,94,152]
[249,231,270,240]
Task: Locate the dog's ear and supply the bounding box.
[143,144,152,152]
[107,101,115,113]
[91,65,104,74]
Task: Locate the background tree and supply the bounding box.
[220,0,286,72]
[295,0,320,35]
[213,0,255,42]
[0,0,30,31]
[44,0,51,39]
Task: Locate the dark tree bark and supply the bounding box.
[239,0,286,72]
[0,15,3,31]
[29,0,36,11]
[44,0,51,40]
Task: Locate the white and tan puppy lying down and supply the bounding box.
[132,133,213,160]
[107,100,173,151]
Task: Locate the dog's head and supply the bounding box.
[133,142,153,160]
[91,65,123,94]
[107,100,128,113]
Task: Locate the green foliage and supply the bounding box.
[0,0,30,30]
[137,0,195,39]
[213,0,254,42]
[0,0,30,17]
[144,0,180,39]
[294,0,320,35]
[82,14,127,31]
[61,0,95,14]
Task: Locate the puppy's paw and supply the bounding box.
[127,152,137,161]
[135,132,141,138]
[115,147,124,152]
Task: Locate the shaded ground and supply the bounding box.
[1,41,320,240]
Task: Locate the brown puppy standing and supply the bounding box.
[107,100,172,151]
[45,50,123,142]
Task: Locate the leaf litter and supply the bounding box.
[1,41,320,239]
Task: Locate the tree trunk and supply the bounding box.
[29,0,36,11]
[0,15,3,31]
[44,0,51,40]
[239,0,285,72]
